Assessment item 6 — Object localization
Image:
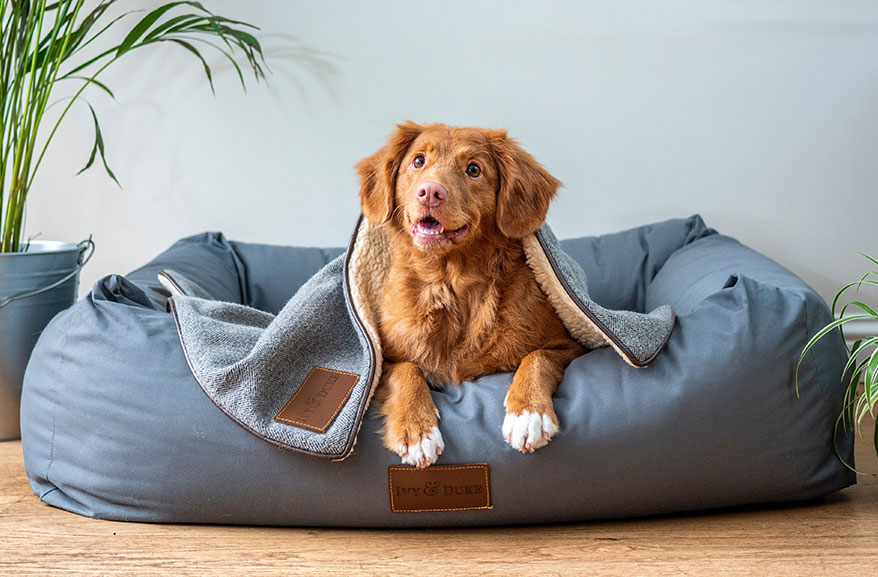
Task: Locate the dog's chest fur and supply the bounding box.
[378,242,570,385]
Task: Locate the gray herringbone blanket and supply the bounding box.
[163,218,674,459]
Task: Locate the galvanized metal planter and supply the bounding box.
[0,238,93,441]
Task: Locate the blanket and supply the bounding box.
[163,217,675,459]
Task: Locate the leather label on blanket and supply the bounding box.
[274,367,359,433]
[388,464,492,513]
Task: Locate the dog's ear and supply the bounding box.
[489,130,561,239]
[355,121,423,224]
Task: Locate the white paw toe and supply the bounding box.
[502,410,558,452]
[398,427,444,468]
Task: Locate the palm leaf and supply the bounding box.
[60,74,115,99]
[170,34,246,90]
[77,101,119,187]
[141,13,202,43]
[67,3,136,58]
[161,37,214,92]
[117,2,191,56]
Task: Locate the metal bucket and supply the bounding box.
[0,238,94,441]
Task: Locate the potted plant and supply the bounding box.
[0,0,265,440]
[799,253,878,465]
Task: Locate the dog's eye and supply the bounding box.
[412,155,426,169]
[465,163,481,178]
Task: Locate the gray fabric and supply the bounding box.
[559,214,715,312]
[536,225,675,365]
[228,242,345,313]
[126,232,248,309]
[166,219,675,458]
[20,216,856,527]
[158,269,215,301]
[168,256,370,458]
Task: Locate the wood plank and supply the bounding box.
[1,422,876,576]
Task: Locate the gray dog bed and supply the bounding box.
[20,215,854,526]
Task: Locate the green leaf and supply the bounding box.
[174,35,246,90]
[26,5,76,71]
[208,13,260,30]
[860,252,878,271]
[141,13,202,43]
[843,381,858,430]
[68,3,137,58]
[800,315,874,361]
[856,394,872,432]
[2,0,267,252]
[865,347,878,410]
[842,339,866,381]
[833,409,862,472]
[63,1,116,53]
[191,19,234,52]
[62,75,115,100]
[206,39,246,89]
[227,28,261,50]
[182,1,209,13]
[77,102,120,187]
[161,37,214,93]
[843,300,878,320]
[117,1,190,57]
[831,278,866,318]
[796,314,874,395]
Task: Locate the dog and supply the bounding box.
[356,121,584,467]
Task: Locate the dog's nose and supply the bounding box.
[416,181,447,208]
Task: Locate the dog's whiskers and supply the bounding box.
[390,205,406,222]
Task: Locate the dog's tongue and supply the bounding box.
[417,217,443,234]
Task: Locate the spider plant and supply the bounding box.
[0,0,265,252]
[798,253,878,465]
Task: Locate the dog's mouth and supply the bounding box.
[410,215,470,248]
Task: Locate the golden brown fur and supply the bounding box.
[357,122,584,467]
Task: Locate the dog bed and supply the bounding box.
[20,215,855,526]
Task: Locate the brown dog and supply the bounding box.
[356,122,584,467]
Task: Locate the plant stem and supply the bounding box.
[25,55,115,195]
[2,3,43,252]
[6,1,48,252]
[0,0,9,229]
[1,0,266,251]
[2,1,84,251]
[22,1,83,193]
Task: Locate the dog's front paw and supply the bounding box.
[392,426,445,468]
[502,410,558,453]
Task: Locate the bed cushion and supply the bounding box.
[19,215,855,526]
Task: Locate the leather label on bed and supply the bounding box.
[274,367,359,433]
[388,464,492,513]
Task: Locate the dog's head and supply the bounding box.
[356,121,560,252]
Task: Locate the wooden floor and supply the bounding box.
[2,422,877,576]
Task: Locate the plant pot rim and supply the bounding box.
[0,240,85,257]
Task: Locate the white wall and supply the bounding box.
[26,0,878,314]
